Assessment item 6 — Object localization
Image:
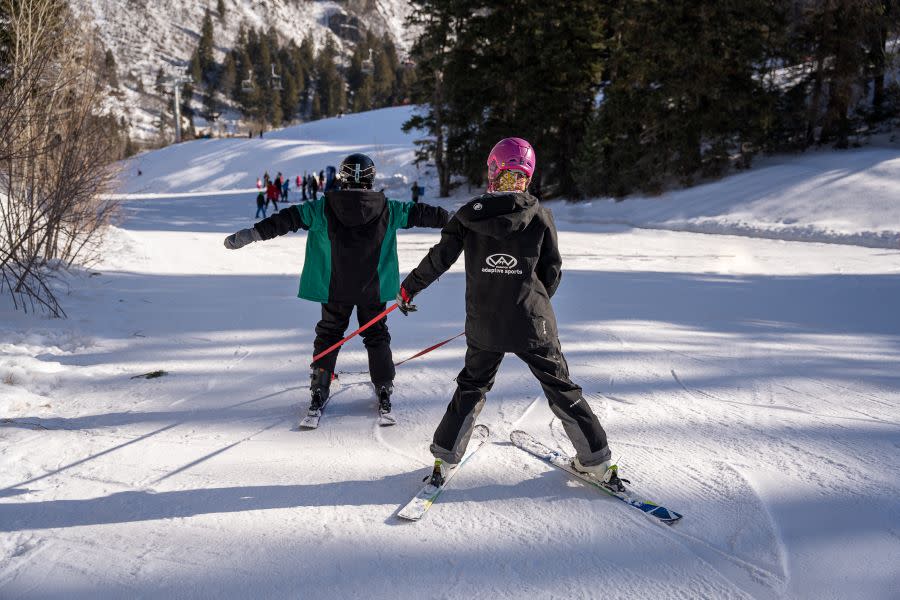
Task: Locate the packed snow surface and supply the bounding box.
[2,107,900,599]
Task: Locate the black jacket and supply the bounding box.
[402,192,562,352]
[254,190,449,304]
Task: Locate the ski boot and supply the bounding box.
[376,382,393,415]
[573,458,630,492]
[424,458,457,488]
[374,382,396,426]
[309,367,333,413]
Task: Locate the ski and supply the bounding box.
[378,409,397,427]
[510,430,683,524]
[397,424,490,521]
[299,376,341,429]
[299,395,332,429]
[299,405,325,429]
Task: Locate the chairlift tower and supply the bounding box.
[167,66,193,143]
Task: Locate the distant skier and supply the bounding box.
[255,190,266,218]
[281,176,290,202]
[324,166,336,192]
[309,171,319,201]
[223,153,450,421]
[411,180,420,203]
[266,178,280,211]
[397,138,624,490]
[300,173,308,202]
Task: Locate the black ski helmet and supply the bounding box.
[338,153,376,189]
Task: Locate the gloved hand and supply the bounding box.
[224,227,262,250]
[396,287,417,316]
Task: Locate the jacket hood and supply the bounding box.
[326,189,386,227]
[454,192,539,239]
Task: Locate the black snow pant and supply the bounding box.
[431,341,611,466]
[311,302,395,385]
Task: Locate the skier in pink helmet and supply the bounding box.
[397,138,622,490]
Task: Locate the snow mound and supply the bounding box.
[559,145,900,249]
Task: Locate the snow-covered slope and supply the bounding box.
[2,107,900,599]
[120,106,426,199]
[121,104,900,249]
[562,144,900,249]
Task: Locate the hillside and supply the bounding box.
[119,105,426,199]
[69,0,414,142]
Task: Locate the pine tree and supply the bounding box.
[103,49,119,88]
[353,75,375,112]
[281,71,300,121]
[373,46,396,106]
[189,51,202,86]
[315,38,345,117]
[198,9,216,85]
[220,52,237,97]
[403,0,479,196]
[217,0,226,21]
[155,67,166,95]
[582,0,783,195]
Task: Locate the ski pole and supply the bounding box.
[311,303,399,364]
[336,331,466,375]
[393,332,465,367]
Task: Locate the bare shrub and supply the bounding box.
[0,0,121,316]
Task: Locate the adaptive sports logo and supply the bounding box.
[486,254,518,269]
[482,253,523,275]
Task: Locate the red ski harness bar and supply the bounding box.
[393,331,466,367]
[312,303,399,363]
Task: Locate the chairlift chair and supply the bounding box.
[362,48,374,75]
[270,64,283,91]
[241,77,254,92]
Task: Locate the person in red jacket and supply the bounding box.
[266,179,280,211]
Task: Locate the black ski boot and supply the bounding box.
[375,382,393,415]
[309,368,332,412]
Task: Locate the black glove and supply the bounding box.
[396,287,417,316]
[224,227,262,249]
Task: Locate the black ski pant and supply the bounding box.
[431,341,611,466]
[311,302,395,385]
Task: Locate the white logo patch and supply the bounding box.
[486,254,518,269]
[473,202,483,211]
[482,254,523,276]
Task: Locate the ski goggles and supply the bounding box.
[488,168,530,192]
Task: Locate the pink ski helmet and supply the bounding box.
[487,137,535,191]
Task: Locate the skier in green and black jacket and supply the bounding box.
[224,153,449,419]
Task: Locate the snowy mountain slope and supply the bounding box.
[69,0,414,141]
[1,107,899,598]
[118,106,427,199]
